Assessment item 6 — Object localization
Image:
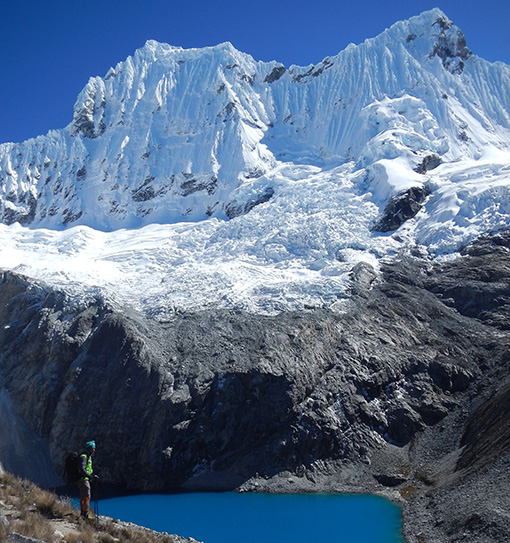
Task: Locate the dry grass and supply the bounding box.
[10,512,56,541]
[99,519,176,543]
[0,520,8,542]
[64,529,95,543]
[0,471,183,543]
[399,485,418,499]
[96,533,118,543]
[32,484,76,518]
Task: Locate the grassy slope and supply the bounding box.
[0,470,198,543]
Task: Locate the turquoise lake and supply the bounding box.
[95,492,404,543]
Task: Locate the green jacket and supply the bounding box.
[79,453,93,481]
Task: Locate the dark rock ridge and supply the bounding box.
[224,186,275,218]
[264,65,286,83]
[373,185,430,232]
[456,383,510,473]
[430,15,472,74]
[414,153,442,174]
[0,231,509,542]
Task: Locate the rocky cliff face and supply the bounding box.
[0,232,508,541]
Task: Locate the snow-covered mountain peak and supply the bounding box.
[1,10,510,316]
[131,38,250,66]
[139,39,184,57]
[391,8,471,73]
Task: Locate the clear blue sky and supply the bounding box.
[1,0,509,144]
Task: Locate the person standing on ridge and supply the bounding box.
[78,440,98,519]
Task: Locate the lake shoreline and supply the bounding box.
[56,473,408,541]
[94,490,404,543]
[53,436,510,543]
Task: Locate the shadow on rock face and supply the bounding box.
[0,231,509,502]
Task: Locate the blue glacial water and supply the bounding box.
[95,492,404,543]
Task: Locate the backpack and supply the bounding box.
[64,451,81,483]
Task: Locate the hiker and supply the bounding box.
[78,440,98,519]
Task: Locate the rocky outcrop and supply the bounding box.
[456,383,510,473]
[430,15,472,74]
[264,65,286,83]
[414,153,441,174]
[224,186,274,218]
[373,185,430,232]
[0,231,509,541]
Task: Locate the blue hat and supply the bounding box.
[85,440,96,450]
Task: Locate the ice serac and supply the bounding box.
[0,9,509,231]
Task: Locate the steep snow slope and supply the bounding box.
[2,8,509,229]
[0,8,509,316]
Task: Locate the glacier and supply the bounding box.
[0,8,510,316]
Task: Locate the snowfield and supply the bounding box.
[1,9,510,317]
[2,147,510,317]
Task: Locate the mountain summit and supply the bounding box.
[0,8,509,314]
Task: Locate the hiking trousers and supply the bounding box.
[78,479,91,514]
